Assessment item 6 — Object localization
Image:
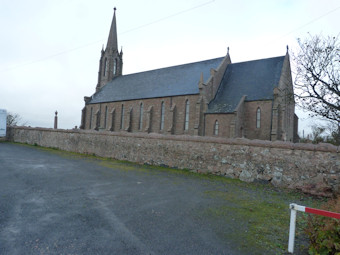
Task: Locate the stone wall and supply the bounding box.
[7,126,340,197]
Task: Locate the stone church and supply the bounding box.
[80,9,298,142]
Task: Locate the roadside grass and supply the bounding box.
[203,184,326,254]
[12,142,329,254]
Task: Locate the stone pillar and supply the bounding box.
[54,111,58,129]
[80,107,86,129]
[194,98,202,136]
[271,107,278,141]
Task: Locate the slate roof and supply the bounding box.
[89,57,224,104]
[207,56,285,113]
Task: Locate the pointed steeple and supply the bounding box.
[96,7,123,91]
[106,7,118,51]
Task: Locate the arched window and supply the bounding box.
[113,59,117,75]
[256,108,261,128]
[103,58,108,76]
[120,104,124,130]
[104,106,108,129]
[184,100,189,130]
[214,120,219,135]
[160,102,165,130]
[139,103,143,130]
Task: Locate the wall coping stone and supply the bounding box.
[9,126,339,153]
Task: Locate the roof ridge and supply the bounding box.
[232,55,285,65]
[122,56,225,77]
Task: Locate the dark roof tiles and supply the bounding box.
[207,56,285,113]
[89,57,224,104]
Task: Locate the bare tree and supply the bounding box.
[310,125,326,144]
[325,121,340,145]
[6,112,24,127]
[293,34,340,123]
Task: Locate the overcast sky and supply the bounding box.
[1,0,339,135]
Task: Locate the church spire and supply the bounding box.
[106,7,118,51]
[96,7,123,91]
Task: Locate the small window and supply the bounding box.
[103,58,108,77]
[256,108,261,128]
[160,102,165,130]
[113,59,117,75]
[139,103,143,130]
[184,100,189,130]
[120,105,124,129]
[214,120,219,135]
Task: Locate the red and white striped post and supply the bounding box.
[288,203,340,253]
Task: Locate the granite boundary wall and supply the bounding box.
[6,126,340,196]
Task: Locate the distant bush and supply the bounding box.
[305,196,340,254]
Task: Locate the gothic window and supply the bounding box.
[139,103,143,130]
[103,58,108,76]
[160,102,165,130]
[104,106,108,129]
[113,59,117,75]
[120,104,124,130]
[89,107,93,129]
[214,120,219,135]
[110,108,115,131]
[256,107,261,128]
[184,100,189,130]
[95,110,100,130]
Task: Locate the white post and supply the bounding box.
[288,204,297,253]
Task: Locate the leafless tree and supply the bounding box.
[325,121,340,145]
[6,112,24,127]
[293,34,340,123]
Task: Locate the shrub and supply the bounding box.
[305,196,340,255]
